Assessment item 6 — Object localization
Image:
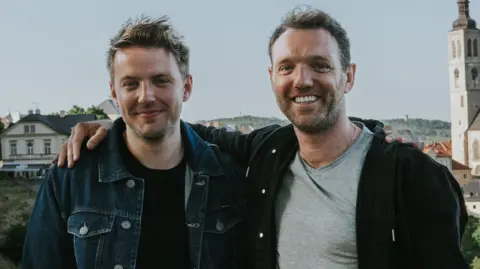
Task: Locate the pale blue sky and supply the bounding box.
[0,0,477,122]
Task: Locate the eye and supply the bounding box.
[123,81,139,90]
[278,65,294,74]
[153,77,171,86]
[312,63,331,72]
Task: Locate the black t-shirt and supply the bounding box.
[119,135,190,269]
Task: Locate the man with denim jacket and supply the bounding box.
[22,16,247,269]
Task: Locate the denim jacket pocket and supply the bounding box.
[203,204,246,269]
[67,211,115,268]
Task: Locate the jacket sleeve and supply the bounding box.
[402,149,469,268]
[22,168,76,269]
[188,123,279,166]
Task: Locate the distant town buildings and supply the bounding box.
[0,110,96,179]
[423,141,472,185]
[196,120,255,134]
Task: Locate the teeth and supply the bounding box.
[294,96,318,103]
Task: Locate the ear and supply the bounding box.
[268,66,274,86]
[110,81,119,107]
[344,63,356,94]
[183,75,193,102]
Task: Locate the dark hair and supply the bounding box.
[107,15,189,78]
[268,6,351,71]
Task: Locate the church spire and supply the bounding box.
[452,0,477,30]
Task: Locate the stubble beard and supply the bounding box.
[286,96,342,134]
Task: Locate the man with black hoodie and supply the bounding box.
[58,6,468,269]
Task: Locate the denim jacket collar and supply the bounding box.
[98,118,224,183]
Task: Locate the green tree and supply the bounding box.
[472,257,480,269]
[462,217,480,264]
[67,105,108,120]
[0,121,4,134]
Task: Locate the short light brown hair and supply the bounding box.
[268,6,351,71]
[107,15,189,78]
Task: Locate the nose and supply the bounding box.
[138,82,155,103]
[293,65,314,89]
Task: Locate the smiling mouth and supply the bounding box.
[292,95,319,104]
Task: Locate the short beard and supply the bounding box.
[287,95,343,134]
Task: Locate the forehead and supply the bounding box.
[113,47,180,77]
[271,28,340,63]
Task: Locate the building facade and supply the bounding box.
[0,111,96,179]
[449,0,480,176]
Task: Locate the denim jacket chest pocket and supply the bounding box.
[203,201,247,269]
[67,211,116,269]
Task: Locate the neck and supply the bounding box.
[296,113,360,168]
[124,123,184,170]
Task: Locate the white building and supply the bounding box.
[448,0,480,176]
[97,99,120,120]
[0,110,96,179]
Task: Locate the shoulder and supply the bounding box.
[372,138,462,211]
[208,143,246,176]
[46,145,103,196]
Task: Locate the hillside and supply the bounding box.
[200,115,451,143]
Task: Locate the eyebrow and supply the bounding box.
[277,55,332,65]
[120,73,171,82]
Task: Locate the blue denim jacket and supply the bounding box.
[22,119,248,269]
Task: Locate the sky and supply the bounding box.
[0,0,478,122]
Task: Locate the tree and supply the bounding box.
[67,105,109,120]
[0,121,4,134]
[462,216,480,265]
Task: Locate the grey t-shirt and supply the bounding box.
[275,123,374,269]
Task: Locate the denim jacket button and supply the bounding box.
[114,265,123,269]
[121,220,131,230]
[79,224,88,235]
[126,180,135,188]
[216,220,224,231]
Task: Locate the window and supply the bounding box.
[457,40,462,57]
[24,125,29,133]
[468,39,472,57]
[452,41,457,58]
[474,205,477,209]
[26,140,34,155]
[461,95,464,107]
[473,139,480,160]
[30,125,35,133]
[454,68,460,87]
[464,173,468,179]
[9,140,17,155]
[474,39,478,57]
[473,67,479,81]
[44,139,51,155]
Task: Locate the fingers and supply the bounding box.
[87,127,108,150]
[383,125,394,143]
[57,143,68,167]
[67,129,76,168]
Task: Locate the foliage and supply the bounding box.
[0,180,36,266]
[462,217,480,264]
[0,121,4,134]
[67,105,109,119]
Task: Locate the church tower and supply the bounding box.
[449,0,480,166]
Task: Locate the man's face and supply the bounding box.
[269,28,355,134]
[110,47,192,142]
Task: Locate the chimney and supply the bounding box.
[28,109,33,115]
[59,110,66,118]
[35,109,40,115]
